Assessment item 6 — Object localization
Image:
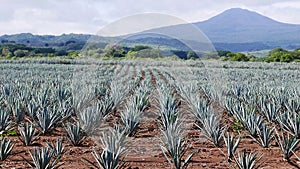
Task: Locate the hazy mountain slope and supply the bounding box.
[195,8,300,43]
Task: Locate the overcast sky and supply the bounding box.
[1,0,300,35]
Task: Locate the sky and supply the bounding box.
[1,0,300,35]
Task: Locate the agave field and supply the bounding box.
[0,59,299,169]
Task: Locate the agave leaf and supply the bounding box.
[0,138,14,161]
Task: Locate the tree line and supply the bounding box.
[219,48,300,62]
[0,43,299,62]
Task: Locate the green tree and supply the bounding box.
[269,48,287,56]
[265,49,295,62]
[292,48,300,60]
[217,50,231,57]
[68,51,80,58]
[130,45,151,52]
[226,52,235,58]
[126,51,138,59]
[104,45,127,58]
[187,51,197,60]
[14,49,28,57]
[1,47,12,57]
[55,49,67,56]
[228,53,250,61]
[280,52,293,62]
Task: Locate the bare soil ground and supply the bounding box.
[3,124,300,169]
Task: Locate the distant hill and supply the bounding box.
[142,8,300,51]
[139,8,300,51]
[196,8,300,44]
[1,8,300,52]
[0,33,91,47]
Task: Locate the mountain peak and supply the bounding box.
[194,8,300,44]
[224,8,251,13]
[203,8,280,27]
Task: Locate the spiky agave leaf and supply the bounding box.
[0,138,14,161]
[18,122,40,146]
[83,126,127,169]
[78,104,103,135]
[0,110,11,132]
[198,111,225,147]
[156,87,181,130]
[121,105,142,136]
[160,120,195,169]
[131,86,150,112]
[24,146,63,169]
[65,122,86,146]
[260,99,280,122]
[193,99,210,124]
[224,132,241,161]
[98,96,115,117]
[254,123,274,148]
[275,129,300,161]
[222,96,236,116]
[11,99,25,125]
[243,112,263,137]
[277,111,300,138]
[27,102,39,119]
[285,99,300,114]
[234,150,263,169]
[46,138,65,159]
[36,106,62,134]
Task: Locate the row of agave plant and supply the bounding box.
[153,68,255,169]
[0,60,299,169]
[82,68,153,169]
[0,63,155,168]
[173,73,298,168]
[166,60,300,168]
[156,83,195,169]
[93,67,199,169]
[222,85,300,160]
[151,66,266,169]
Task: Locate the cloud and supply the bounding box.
[0,0,108,34]
[272,1,300,8]
[0,0,299,35]
[254,0,300,24]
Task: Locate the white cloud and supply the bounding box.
[0,0,300,35]
[272,1,300,8]
[254,0,300,24]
